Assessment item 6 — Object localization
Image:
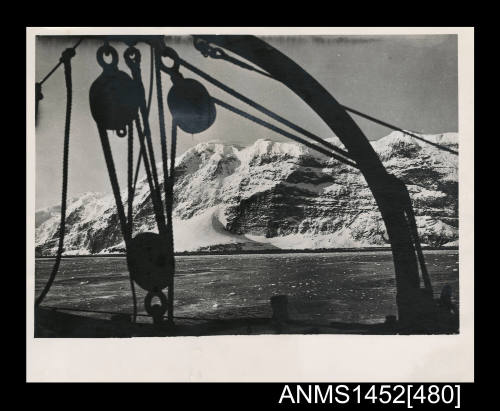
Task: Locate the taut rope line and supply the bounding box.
[127,121,138,321]
[177,57,353,161]
[341,105,458,156]
[124,46,168,236]
[96,123,129,242]
[154,45,177,322]
[133,114,168,235]
[132,44,156,195]
[212,97,358,169]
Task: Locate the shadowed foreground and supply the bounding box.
[35,305,458,337]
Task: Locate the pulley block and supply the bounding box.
[167,78,216,134]
[156,43,216,134]
[89,44,141,136]
[126,232,173,292]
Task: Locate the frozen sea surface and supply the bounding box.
[35,250,459,324]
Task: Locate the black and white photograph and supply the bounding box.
[27,27,474,382]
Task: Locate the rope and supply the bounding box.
[124,46,168,236]
[127,121,137,322]
[154,48,171,211]
[170,121,177,181]
[36,38,83,127]
[176,58,353,161]
[124,49,162,199]
[154,49,176,322]
[91,50,131,242]
[340,105,458,156]
[167,121,177,322]
[147,44,155,117]
[156,54,357,168]
[35,47,76,306]
[140,106,162,198]
[212,97,358,168]
[132,45,155,194]
[134,114,168,236]
[97,124,129,241]
[136,80,162,208]
[127,122,134,238]
[38,38,83,86]
[132,145,143,193]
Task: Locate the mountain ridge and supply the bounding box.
[35,131,458,255]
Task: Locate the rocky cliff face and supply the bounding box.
[35,131,458,255]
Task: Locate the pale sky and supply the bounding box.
[35,34,457,210]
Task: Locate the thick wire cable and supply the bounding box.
[213,97,358,168]
[177,57,353,161]
[342,105,458,156]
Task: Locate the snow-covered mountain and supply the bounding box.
[35,131,458,255]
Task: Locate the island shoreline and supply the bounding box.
[35,246,458,259]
